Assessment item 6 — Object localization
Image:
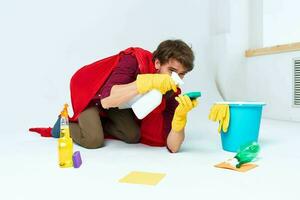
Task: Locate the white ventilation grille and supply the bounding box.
[294,59,300,106]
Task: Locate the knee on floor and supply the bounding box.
[81,135,104,149]
[123,130,141,144]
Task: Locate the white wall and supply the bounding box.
[263,0,300,46]
[4,0,298,135]
[0,0,221,133]
[210,0,300,122]
[245,52,300,121]
[210,0,249,101]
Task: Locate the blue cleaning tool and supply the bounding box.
[184,92,201,100]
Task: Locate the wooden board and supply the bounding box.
[245,42,300,57]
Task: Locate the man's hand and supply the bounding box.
[136,74,177,94]
[171,95,198,132]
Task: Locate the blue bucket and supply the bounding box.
[218,102,266,152]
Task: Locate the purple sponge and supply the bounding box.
[72,151,82,168]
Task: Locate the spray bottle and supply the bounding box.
[225,142,260,168]
[119,72,184,119]
[58,104,73,168]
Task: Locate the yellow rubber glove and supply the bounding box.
[136,74,177,94]
[208,104,230,133]
[172,95,198,132]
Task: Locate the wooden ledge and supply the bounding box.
[245,42,300,57]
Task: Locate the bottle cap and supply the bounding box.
[61,104,69,118]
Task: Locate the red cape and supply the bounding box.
[30,48,176,146]
[70,47,156,121]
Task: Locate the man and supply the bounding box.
[33,39,198,153]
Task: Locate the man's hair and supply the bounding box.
[152,39,194,72]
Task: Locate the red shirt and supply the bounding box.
[90,54,178,136]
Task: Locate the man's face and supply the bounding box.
[154,58,188,79]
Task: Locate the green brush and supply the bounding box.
[184,92,201,100]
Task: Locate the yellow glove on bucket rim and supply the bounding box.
[208,104,230,133]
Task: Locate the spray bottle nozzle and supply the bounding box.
[61,103,69,118]
[171,72,184,86]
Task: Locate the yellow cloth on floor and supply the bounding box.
[214,162,257,172]
[119,171,166,186]
[209,104,230,133]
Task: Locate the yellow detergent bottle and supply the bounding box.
[58,104,73,168]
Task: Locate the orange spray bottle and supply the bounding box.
[58,104,73,168]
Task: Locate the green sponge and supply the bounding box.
[184,92,201,100]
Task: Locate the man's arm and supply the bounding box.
[99,53,176,109]
[101,74,177,109]
[166,95,198,153]
[101,81,138,109]
[166,128,185,153]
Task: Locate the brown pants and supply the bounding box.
[69,107,140,149]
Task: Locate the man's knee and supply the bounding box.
[79,134,104,149]
[123,129,140,144]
